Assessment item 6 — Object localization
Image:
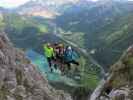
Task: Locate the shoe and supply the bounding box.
[50,68,53,73]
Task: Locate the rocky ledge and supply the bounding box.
[90,45,133,100]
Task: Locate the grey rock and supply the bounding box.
[90,45,133,100]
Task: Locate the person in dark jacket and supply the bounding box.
[64,46,79,70]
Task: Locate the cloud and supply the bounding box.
[0,0,30,8]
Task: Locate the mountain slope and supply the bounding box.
[90,45,133,100]
[2,13,51,49]
[55,1,133,67]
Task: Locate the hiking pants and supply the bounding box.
[65,60,79,70]
[47,57,54,68]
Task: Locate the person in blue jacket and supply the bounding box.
[64,46,79,70]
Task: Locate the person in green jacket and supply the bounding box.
[43,43,55,72]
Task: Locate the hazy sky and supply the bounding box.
[0,0,100,8]
[0,0,30,8]
[0,0,132,8]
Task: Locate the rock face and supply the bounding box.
[90,45,133,100]
[0,32,72,100]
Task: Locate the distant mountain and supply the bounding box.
[14,0,105,19]
[15,0,57,19]
[15,0,80,19]
[0,7,10,13]
[55,0,133,67]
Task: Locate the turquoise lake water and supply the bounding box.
[25,50,80,87]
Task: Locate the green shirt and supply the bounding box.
[43,45,54,58]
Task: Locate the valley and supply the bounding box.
[0,0,133,100]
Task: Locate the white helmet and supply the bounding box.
[68,46,72,50]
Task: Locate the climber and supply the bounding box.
[64,46,79,70]
[53,43,65,72]
[43,43,55,72]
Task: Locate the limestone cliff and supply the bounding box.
[90,45,133,100]
[0,32,72,100]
